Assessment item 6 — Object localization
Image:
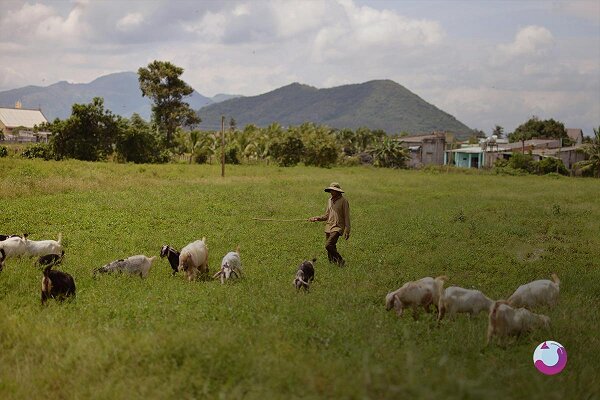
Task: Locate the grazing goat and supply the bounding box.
[294,258,316,291]
[38,250,65,267]
[1,234,21,241]
[437,286,493,321]
[24,233,63,258]
[160,245,180,276]
[94,255,158,278]
[213,246,242,284]
[41,265,76,305]
[0,235,27,258]
[0,249,5,272]
[507,274,560,309]
[178,238,209,281]
[486,301,550,345]
[385,275,447,317]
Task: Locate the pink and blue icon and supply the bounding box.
[533,341,567,375]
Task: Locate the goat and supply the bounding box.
[41,265,76,305]
[486,301,550,345]
[160,245,180,276]
[385,275,447,317]
[213,246,242,284]
[24,233,63,258]
[437,286,493,321]
[37,250,65,267]
[0,249,5,272]
[294,258,316,291]
[1,234,21,241]
[0,235,27,258]
[507,274,560,309]
[94,255,158,278]
[178,238,209,281]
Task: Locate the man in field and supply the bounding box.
[309,182,351,267]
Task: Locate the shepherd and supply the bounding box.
[308,182,351,267]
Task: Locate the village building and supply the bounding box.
[566,128,584,146]
[0,104,50,143]
[398,132,446,168]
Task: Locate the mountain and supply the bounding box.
[211,93,242,103]
[198,80,472,137]
[0,72,212,121]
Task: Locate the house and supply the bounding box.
[531,146,586,169]
[566,128,584,146]
[0,106,49,142]
[397,132,446,168]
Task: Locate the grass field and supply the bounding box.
[0,158,599,399]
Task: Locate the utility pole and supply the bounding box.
[221,116,225,177]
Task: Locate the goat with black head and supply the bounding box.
[41,265,76,305]
[0,249,5,272]
[294,258,316,291]
[38,250,65,267]
[160,245,180,276]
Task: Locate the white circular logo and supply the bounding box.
[533,341,567,375]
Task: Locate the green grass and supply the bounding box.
[0,159,599,399]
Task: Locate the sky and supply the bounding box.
[0,0,599,135]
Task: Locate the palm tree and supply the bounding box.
[369,137,408,168]
[576,126,600,177]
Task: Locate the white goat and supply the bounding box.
[486,301,550,345]
[178,237,209,281]
[438,286,493,321]
[385,276,447,319]
[213,246,242,284]
[24,233,63,258]
[94,255,157,278]
[507,273,560,309]
[0,236,27,258]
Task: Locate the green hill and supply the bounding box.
[198,80,473,138]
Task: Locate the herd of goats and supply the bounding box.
[1,232,559,346]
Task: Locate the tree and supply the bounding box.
[269,126,304,167]
[49,97,120,161]
[115,114,166,164]
[509,117,567,148]
[492,125,504,139]
[369,137,408,168]
[138,61,201,148]
[297,123,339,168]
[576,126,600,177]
[229,117,237,132]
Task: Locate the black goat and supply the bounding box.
[294,258,316,291]
[41,265,76,305]
[160,245,180,275]
[38,250,65,267]
[0,234,20,241]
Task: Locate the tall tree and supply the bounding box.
[138,61,201,148]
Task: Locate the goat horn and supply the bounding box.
[212,270,222,279]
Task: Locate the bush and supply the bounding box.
[270,133,304,167]
[225,144,240,164]
[0,146,8,158]
[508,153,534,172]
[535,157,568,175]
[193,149,210,164]
[21,143,58,160]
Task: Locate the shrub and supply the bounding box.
[270,133,304,167]
[225,144,241,164]
[535,157,568,175]
[0,145,8,158]
[508,153,534,173]
[21,143,58,160]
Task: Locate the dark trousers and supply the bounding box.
[325,232,344,265]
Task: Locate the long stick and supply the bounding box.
[251,218,308,222]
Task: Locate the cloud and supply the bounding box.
[497,25,554,60]
[116,12,144,32]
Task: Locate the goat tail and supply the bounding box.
[551,273,560,286]
[435,275,448,282]
[57,233,62,245]
[202,237,207,244]
[236,245,240,255]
